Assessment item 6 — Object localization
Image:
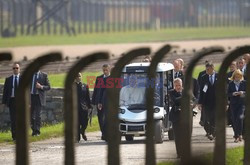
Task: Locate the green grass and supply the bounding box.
[0,72,102,88]
[0,27,250,47]
[0,116,99,144]
[47,72,101,88]
[158,146,244,165]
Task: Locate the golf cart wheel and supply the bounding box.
[125,135,134,141]
[168,129,174,140]
[154,120,164,143]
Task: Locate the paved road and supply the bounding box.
[0,112,243,165]
[1,38,250,61]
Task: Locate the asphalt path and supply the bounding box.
[0,112,243,165]
[1,38,250,61]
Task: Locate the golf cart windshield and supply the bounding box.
[119,73,162,107]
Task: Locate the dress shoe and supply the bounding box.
[239,136,243,142]
[208,135,214,140]
[101,136,106,141]
[234,138,239,143]
[82,134,87,141]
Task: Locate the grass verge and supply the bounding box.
[0,27,250,48]
[158,146,244,165]
[0,116,99,144]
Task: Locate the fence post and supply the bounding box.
[15,52,62,165]
[64,52,109,165]
[107,47,151,165]
[180,46,224,164]
[213,46,250,165]
[244,58,250,165]
[145,45,172,165]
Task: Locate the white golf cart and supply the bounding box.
[119,62,175,143]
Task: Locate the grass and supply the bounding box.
[47,72,101,88]
[0,72,102,88]
[0,116,99,144]
[0,27,250,48]
[158,146,244,165]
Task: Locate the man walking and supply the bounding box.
[2,63,21,141]
[30,70,50,136]
[198,62,217,140]
[92,64,111,140]
[75,72,91,142]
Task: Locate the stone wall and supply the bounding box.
[0,84,64,131]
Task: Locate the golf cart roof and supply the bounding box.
[122,62,174,73]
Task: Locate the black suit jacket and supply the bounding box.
[197,70,206,86]
[2,75,19,107]
[76,82,91,111]
[198,73,217,108]
[32,72,50,106]
[98,75,110,107]
[228,80,246,105]
[92,74,104,105]
[169,89,182,122]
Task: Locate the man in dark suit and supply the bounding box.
[169,78,183,158]
[30,70,50,136]
[75,73,91,142]
[92,64,111,140]
[173,59,184,79]
[2,63,21,141]
[198,62,217,140]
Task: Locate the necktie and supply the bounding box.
[175,72,178,78]
[14,76,18,97]
[32,73,38,94]
[209,75,213,85]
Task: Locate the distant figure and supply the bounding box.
[75,73,91,142]
[228,70,246,143]
[173,59,183,79]
[120,75,146,106]
[169,78,183,158]
[30,70,51,136]
[2,63,21,141]
[92,64,111,141]
[237,58,246,73]
[226,61,237,126]
[243,53,250,65]
[227,61,237,81]
[177,58,184,71]
[198,62,217,140]
[142,55,152,62]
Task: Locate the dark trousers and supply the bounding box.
[97,108,105,137]
[227,105,233,125]
[172,121,182,157]
[31,95,42,134]
[203,106,215,136]
[9,98,16,140]
[231,105,245,138]
[77,109,89,141]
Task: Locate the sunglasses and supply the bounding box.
[13,67,19,70]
